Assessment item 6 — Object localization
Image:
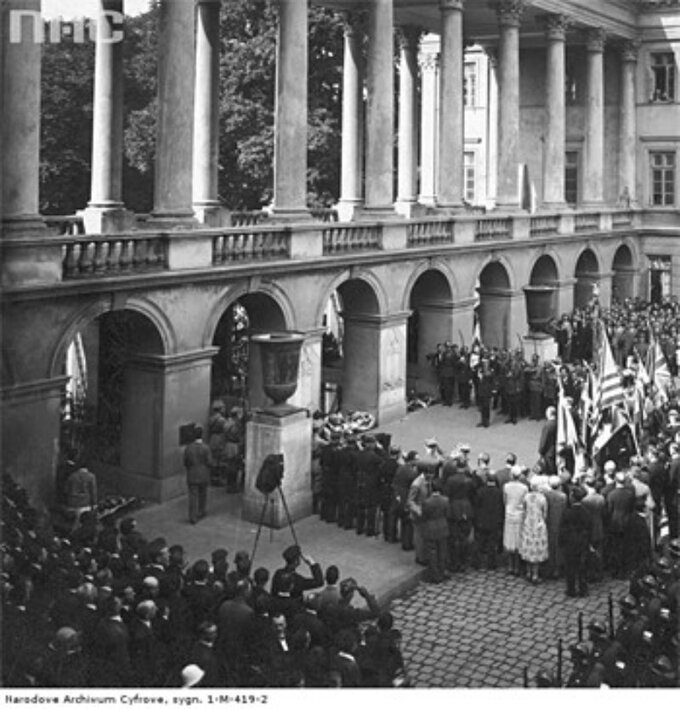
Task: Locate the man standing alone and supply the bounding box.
[184,425,213,524]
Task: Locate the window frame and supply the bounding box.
[649,150,676,207]
[649,52,676,103]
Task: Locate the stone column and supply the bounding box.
[84,0,133,234]
[540,14,569,210]
[495,0,524,211]
[271,0,309,220]
[151,0,197,226]
[619,40,639,205]
[395,26,421,217]
[363,0,394,215]
[485,48,499,208]
[337,11,364,222]
[583,28,606,206]
[438,0,464,209]
[1,0,45,234]
[418,36,440,206]
[192,0,225,226]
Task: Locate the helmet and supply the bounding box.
[535,670,555,688]
[570,641,593,661]
[588,620,608,639]
[649,655,676,683]
[667,538,680,558]
[619,594,638,615]
[640,575,659,593]
[655,557,672,576]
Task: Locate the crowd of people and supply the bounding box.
[1,475,408,688]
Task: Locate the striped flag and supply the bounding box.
[469,315,482,370]
[597,322,625,410]
[652,340,671,403]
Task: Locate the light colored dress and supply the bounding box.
[503,480,527,552]
[519,491,549,563]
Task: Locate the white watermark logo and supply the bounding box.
[9,9,125,44]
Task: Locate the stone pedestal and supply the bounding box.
[522,334,558,363]
[82,206,135,234]
[242,409,312,528]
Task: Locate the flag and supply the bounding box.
[632,355,649,426]
[469,316,482,370]
[597,321,624,410]
[652,341,671,402]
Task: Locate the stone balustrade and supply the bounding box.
[1,207,648,290]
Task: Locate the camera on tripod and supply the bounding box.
[255,453,284,495]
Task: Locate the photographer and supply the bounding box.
[271,545,323,601]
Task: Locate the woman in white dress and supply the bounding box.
[503,465,528,576]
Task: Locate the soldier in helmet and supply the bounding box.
[566,641,594,687]
[644,654,677,688]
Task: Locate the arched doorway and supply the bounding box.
[59,309,165,483]
[322,278,382,416]
[478,261,512,348]
[406,270,454,396]
[526,255,559,333]
[574,249,600,308]
[211,293,287,412]
[612,244,635,303]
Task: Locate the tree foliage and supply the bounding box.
[39,0,344,214]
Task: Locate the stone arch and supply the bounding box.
[612,243,636,302]
[315,268,387,328]
[203,281,296,349]
[477,259,513,348]
[527,254,560,333]
[574,248,601,308]
[477,254,517,291]
[49,296,173,380]
[529,254,560,285]
[400,259,458,312]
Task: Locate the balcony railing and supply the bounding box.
[323,223,381,254]
[529,215,559,237]
[212,225,290,264]
[407,219,454,247]
[62,234,168,279]
[475,217,511,241]
[2,207,651,290]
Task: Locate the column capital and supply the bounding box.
[418,48,440,72]
[397,25,423,52]
[584,27,607,53]
[537,13,572,41]
[492,0,524,28]
[440,0,464,11]
[340,9,367,38]
[619,38,641,63]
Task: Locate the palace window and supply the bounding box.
[464,62,477,107]
[650,53,675,102]
[464,152,475,202]
[650,152,675,206]
[565,151,579,205]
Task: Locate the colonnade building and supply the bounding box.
[1,0,679,514]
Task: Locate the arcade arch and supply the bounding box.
[406,269,454,395]
[58,309,165,476]
[574,248,601,308]
[526,255,559,332]
[477,261,512,348]
[612,244,635,303]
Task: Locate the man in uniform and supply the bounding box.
[559,486,592,597]
[319,431,341,524]
[476,358,494,428]
[407,460,438,565]
[355,435,383,537]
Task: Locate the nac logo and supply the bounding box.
[9,9,124,44]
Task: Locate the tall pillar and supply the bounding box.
[192,0,225,226]
[1,0,45,235]
[271,0,309,220]
[395,26,421,216]
[84,0,132,234]
[485,48,499,208]
[437,0,464,209]
[151,0,196,226]
[541,14,569,210]
[363,0,394,215]
[337,11,364,222]
[495,0,524,211]
[619,40,639,205]
[418,36,440,206]
[583,28,606,207]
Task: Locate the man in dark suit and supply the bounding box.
[217,578,254,683]
[355,434,383,536]
[189,621,224,687]
[605,470,635,577]
[270,545,323,600]
[91,595,131,686]
[63,466,97,513]
[421,478,450,582]
[183,425,213,524]
[539,406,558,475]
[476,359,494,428]
[559,486,593,597]
[474,470,504,570]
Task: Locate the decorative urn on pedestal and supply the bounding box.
[250,331,304,413]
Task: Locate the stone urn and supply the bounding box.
[523,284,557,334]
[250,331,304,412]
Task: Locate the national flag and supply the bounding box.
[597,322,625,411]
[592,407,636,463]
[557,377,581,465]
[652,341,671,402]
[469,315,482,370]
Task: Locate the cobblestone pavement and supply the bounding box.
[390,568,629,688]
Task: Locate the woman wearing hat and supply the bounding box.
[503,466,527,576]
[519,479,549,584]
